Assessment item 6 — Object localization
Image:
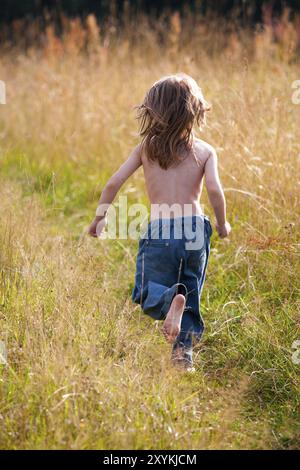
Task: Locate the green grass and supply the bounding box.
[0,148,299,449]
[0,15,300,448]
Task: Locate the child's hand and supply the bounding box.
[88,216,106,238]
[216,221,231,238]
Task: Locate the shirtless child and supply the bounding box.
[88,74,231,371]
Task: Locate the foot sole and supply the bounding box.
[162,294,186,343]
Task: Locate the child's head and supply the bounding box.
[136,73,210,169]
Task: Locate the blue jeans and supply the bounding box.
[132,215,212,361]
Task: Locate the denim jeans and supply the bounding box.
[132,215,212,361]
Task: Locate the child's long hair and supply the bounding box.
[136,73,210,170]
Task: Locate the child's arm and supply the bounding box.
[88,145,142,237]
[204,148,231,238]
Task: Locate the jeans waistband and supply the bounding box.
[143,215,211,240]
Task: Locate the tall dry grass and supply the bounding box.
[0,9,299,449]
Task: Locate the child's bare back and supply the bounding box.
[142,137,212,219]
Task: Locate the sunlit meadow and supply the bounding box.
[0,8,299,449]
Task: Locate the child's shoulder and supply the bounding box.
[193,137,216,164]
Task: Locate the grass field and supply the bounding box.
[0,11,300,449]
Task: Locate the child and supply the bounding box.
[88,73,231,371]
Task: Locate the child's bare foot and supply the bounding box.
[162,294,186,343]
